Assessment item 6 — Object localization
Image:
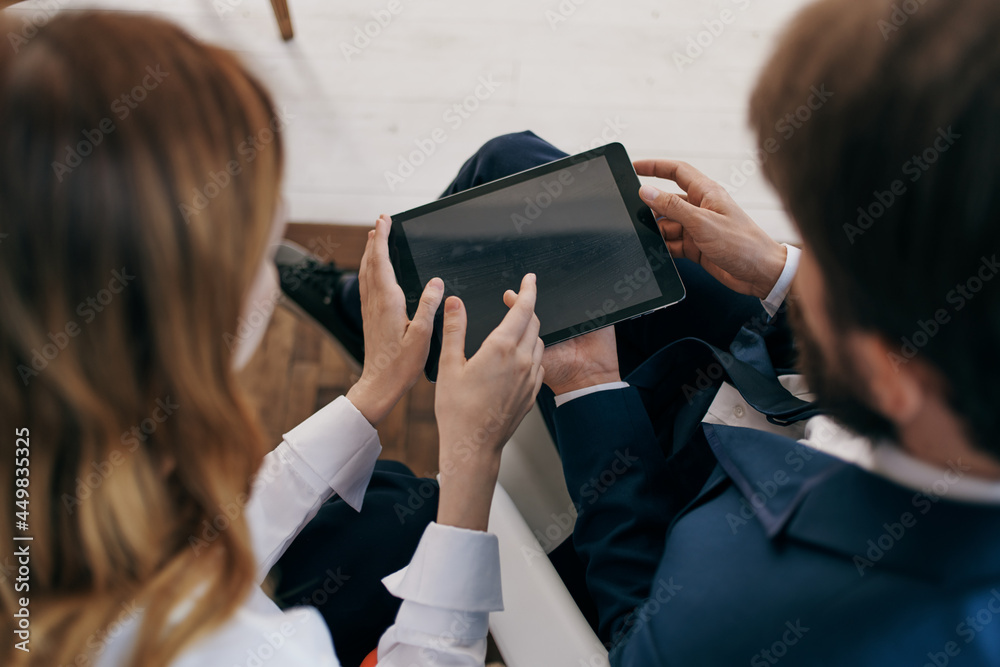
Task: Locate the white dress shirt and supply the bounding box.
[97,396,501,666]
[557,243,1000,504]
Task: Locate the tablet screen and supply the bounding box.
[402,155,663,353]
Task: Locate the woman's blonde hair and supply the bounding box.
[0,11,284,666]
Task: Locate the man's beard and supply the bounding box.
[788,302,897,441]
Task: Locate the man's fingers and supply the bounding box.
[657,220,683,240]
[639,184,706,231]
[438,296,468,373]
[683,233,704,264]
[666,239,685,256]
[633,158,713,193]
[408,277,445,343]
[502,289,517,308]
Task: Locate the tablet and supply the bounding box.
[389,142,686,381]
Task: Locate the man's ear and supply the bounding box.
[845,331,930,428]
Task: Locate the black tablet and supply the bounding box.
[389,142,686,381]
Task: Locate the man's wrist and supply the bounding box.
[752,242,789,300]
[554,381,629,407]
[548,370,623,397]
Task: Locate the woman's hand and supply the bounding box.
[346,215,444,426]
[434,274,545,531]
[634,159,787,299]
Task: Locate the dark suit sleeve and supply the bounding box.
[553,386,674,652]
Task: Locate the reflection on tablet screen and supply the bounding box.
[402,155,662,354]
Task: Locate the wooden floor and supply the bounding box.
[236,223,441,476]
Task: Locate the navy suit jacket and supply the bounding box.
[553,371,1000,665]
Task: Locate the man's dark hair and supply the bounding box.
[749,0,1000,458]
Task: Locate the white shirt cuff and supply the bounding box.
[281,395,382,512]
[382,523,503,616]
[554,381,630,407]
[761,244,801,317]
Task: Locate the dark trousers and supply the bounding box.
[274,131,774,665]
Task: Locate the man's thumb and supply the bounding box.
[639,184,703,228]
[439,296,467,371]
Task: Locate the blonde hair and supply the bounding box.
[0,11,284,666]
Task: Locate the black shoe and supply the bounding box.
[274,241,364,370]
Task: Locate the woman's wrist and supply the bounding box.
[345,379,396,427]
[437,454,502,532]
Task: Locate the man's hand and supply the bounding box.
[634,159,787,300]
[435,274,545,531]
[501,292,621,398]
[346,215,443,426]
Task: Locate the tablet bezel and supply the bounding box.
[388,142,686,381]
